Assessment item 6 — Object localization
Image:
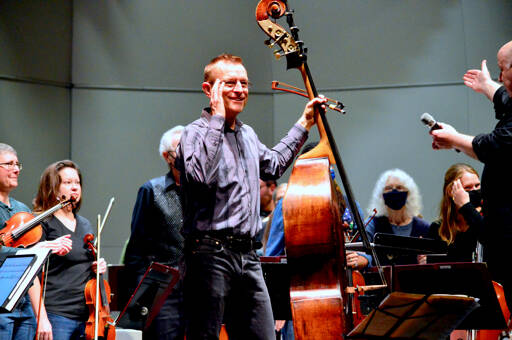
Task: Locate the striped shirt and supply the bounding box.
[176,108,307,237]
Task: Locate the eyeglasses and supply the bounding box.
[223,81,250,90]
[210,80,251,90]
[166,150,176,161]
[0,162,22,171]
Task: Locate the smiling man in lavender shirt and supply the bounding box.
[175,54,325,340]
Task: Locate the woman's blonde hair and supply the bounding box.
[438,163,479,245]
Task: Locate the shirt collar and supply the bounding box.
[201,108,243,131]
[0,200,11,210]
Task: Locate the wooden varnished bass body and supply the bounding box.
[284,158,347,338]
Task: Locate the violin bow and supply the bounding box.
[271,81,345,114]
[35,261,49,340]
[94,197,115,249]
[94,214,101,340]
[94,197,115,340]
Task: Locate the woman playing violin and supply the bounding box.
[33,160,107,340]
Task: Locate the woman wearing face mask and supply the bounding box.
[426,163,484,263]
[33,160,107,340]
[365,168,430,265]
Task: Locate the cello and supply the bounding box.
[255,1,386,337]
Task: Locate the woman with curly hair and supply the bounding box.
[366,168,430,265]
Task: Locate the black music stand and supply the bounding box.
[372,233,445,255]
[260,256,292,320]
[347,291,478,339]
[115,262,179,330]
[0,248,51,313]
[392,262,507,330]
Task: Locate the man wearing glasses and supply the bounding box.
[175,54,326,339]
[0,143,53,340]
[0,143,74,340]
[0,143,25,223]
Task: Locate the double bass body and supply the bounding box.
[284,157,348,338]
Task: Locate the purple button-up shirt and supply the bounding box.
[176,108,308,237]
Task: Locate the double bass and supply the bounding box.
[255,1,386,338]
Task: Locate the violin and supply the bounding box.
[344,230,366,327]
[344,208,378,327]
[0,197,74,248]
[347,269,366,326]
[84,231,115,340]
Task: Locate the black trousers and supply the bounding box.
[183,238,275,340]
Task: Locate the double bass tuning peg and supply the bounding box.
[263,39,284,60]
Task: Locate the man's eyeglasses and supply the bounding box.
[209,80,251,90]
[0,162,22,171]
[167,150,176,161]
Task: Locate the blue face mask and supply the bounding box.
[383,190,408,210]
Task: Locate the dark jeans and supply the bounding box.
[183,238,275,340]
[281,320,294,340]
[47,312,85,340]
[0,295,36,340]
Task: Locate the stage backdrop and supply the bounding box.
[1,0,511,263]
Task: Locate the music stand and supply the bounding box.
[392,262,507,329]
[372,233,445,255]
[347,291,478,339]
[260,256,292,320]
[115,262,179,330]
[0,248,51,313]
